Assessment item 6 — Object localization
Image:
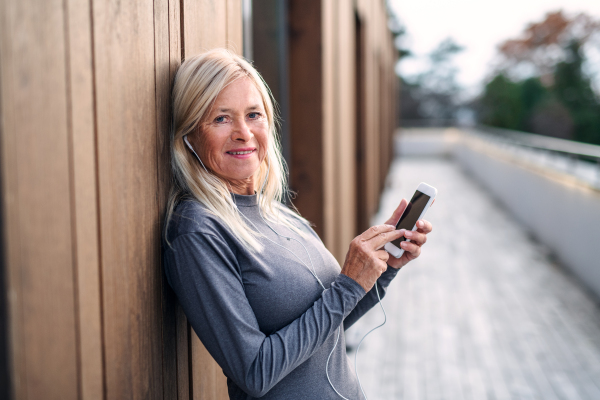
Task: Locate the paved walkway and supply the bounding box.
[345,156,600,400]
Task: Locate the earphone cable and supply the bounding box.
[207,153,388,400]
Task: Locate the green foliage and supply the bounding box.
[520,78,548,121]
[480,74,525,130]
[553,41,600,144]
[479,40,600,144]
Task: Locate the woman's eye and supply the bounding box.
[214,116,227,123]
[248,112,261,119]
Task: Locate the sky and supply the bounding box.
[389,0,600,98]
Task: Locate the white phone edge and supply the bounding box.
[384,182,437,258]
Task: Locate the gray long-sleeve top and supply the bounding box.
[164,193,399,399]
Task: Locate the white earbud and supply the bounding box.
[183,135,209,174]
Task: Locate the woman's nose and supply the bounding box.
[232,118,253,141]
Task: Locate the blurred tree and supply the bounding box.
[553,41,600,144]
[387,10,416,126]
[497,10,600,82]
[399,78,422,120]
[388,2,466,126]
[521,77,549,124]
[402,37,465,124]
[478,10,600,145]
[480,74,524,130]
[529,98,574,140]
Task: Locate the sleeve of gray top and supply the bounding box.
[165,232,366,398]
[343,266,400,330]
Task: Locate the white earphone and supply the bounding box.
[183,134,209,173]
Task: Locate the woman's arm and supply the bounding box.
[165,232,365,398]
[343,266,399,330]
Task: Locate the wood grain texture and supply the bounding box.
[65,0,104,397]
[0,1,397,398]
[288,0,324,238]
[226,0,243,54]
[322,0,337,258]
[92,1,163,398]
[168,4,192,398]
[354,13,369,234]
[191,333,228,400]
[177,306,190,400]
[183,0,227,58]
[154,0,179,399]
[0,0,24,397]
[335,0,357,259]
[364,1,381,223]
[0,0,79,398]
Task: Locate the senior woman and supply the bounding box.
[164,49,432,400]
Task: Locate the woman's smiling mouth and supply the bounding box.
[226,148,256,158]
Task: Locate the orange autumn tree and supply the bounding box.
[479,10,600,144]
[496,10,600,83]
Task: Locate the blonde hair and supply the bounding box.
[165,48,306,251]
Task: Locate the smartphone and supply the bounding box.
[384,182,437,258]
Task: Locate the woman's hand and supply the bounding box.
[385,198,433,269]
[341,224,404,292]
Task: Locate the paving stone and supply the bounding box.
[345,156,600,400]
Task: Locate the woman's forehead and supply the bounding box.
[211,78,264,111]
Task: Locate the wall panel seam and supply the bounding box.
[0,1,27,396]
[179,0,185,60]
[150,1,170,398]
[61,0,83,397]
[0,2,18,396]
[187,323,193,400]
[87,0,107,398]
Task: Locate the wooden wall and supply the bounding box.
[289,0,397,261]
[0,0,240,399]
[0,0,396,398]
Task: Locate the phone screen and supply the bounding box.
[390,190,431,248]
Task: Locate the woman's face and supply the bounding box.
[190,77,269,195]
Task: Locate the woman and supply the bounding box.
[164,49,432,400]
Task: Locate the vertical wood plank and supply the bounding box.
[177,306,190,400]
[337,0,356,257]
[154,0,184,398]
[183,0,227,57]
[226,0,243,54]
[92,1,163,399]
[288,0,324,237]
[355,12,369,234]
[154,0,176,399]
[321,0,336,255]
[167,2,193,400]
[65,0,104,398]
[364,1,380,222]
[0,0,79,399]
[0,1,24,397]
[191,334,228,400]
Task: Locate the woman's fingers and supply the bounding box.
[358,224,395,242]
[416,219,432,234]
[342,217,430,292]
[368,228,404,250]
[400,240,421,258]
[342,224,402,291]
[375,249,390,262]
[403,229,426,245]
[384,198,408,226]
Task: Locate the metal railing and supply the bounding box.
[465,125,600,188]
